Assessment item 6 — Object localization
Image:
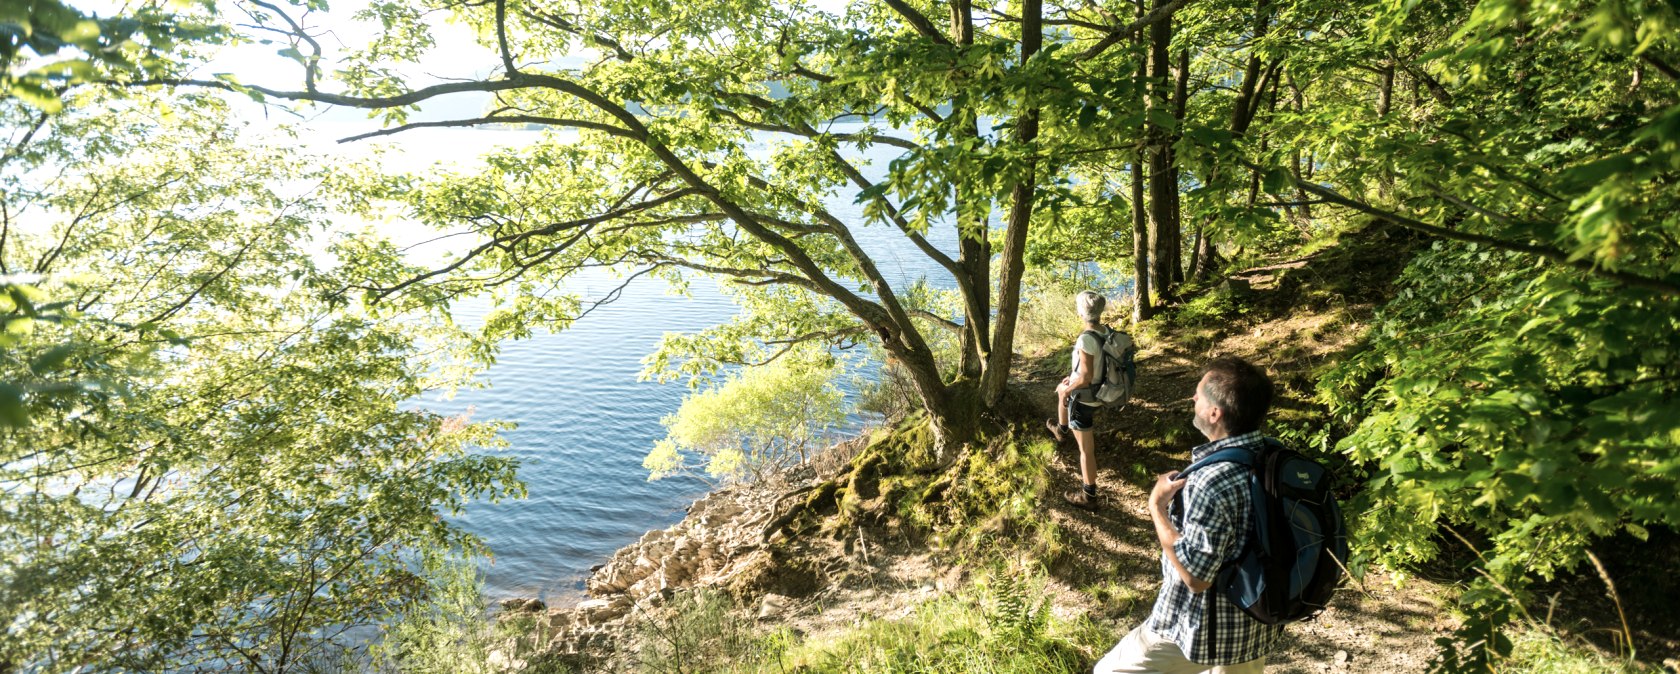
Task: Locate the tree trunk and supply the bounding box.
[980,0,1041,408]
[894,338,966,450]
[1145,0,1176,305]
[951,0,989,380]
[1128,0,1153,324]
[1168,48,1189,285]
[1132,154,1152,322]
[1378,63,1395,118]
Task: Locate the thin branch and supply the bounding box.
[0,109,50,168]
[751,327,869,366]
[494,0,518,74]
[1257,161,1680,297]
[711,106,919,150]
[1427,185,1523,226]
[881,0,954,44]
[336,114,636,143]
[248,0,323,92]
[984,6,1110,32]
[521,9,635,63]
[99,76,535,112]
[368,189,699,300]
[570,267,658,323]
[1,202,10,275]
[910,309,962,333]
[1641,53,1680,83]
[1399,62,1454,106]
[1075,0,1196,62]
[140,232,262,326]
[1078,0,1121,24]
[638,254,820,292]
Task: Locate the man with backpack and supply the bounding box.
[1094,356,1289,673]
[1047,291,1135,510]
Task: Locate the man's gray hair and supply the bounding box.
[1076,290,1106,323]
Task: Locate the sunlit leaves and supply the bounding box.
[0,93,521,671]
[1323,241,1680,588]
[646,346,845,482]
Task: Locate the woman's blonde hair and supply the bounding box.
[1076,290,1106,323]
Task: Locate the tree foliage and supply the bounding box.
[0,91,522,671]
[646,347,846,483]
[15,0,1678,667]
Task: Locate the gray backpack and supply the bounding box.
[1081,327,1137,408]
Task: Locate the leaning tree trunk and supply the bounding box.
[981,0,1042,408]
[1194,0,1273,282]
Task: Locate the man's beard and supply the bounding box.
[1192,410,1215,440]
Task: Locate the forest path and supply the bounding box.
[1018,250,1456,673]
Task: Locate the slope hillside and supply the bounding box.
[498,222,1667,673]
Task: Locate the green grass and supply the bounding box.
[1497,628,1660,673]
[631,569,1110,674]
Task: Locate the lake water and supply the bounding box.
[361,124,959,602]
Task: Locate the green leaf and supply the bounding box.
[1076,103,1099,130]
[9,82,63,114]
[29,345,76,374]
[0,383,27,427]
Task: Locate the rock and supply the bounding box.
[486,640,527,672]
[499,597,545,613]
[576,597,631,624]
[1333,650,1349,668]
[759,593,790,619]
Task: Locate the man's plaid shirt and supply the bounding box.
[1144,431,1286,665]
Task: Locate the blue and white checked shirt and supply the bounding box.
[1144,431,1286,665]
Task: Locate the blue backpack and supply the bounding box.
[1176,438,1349,625]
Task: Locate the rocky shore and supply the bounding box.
[490,460,845,670]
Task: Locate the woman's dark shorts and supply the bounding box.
[1066,389,1098,431]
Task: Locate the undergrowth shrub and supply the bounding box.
[629,568,1105,674]
[369,555,566,674]
[1321,241,1680,667]
[630,590,792,673]
[1450,626,1660,674]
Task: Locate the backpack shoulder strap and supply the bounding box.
[1079,328,1105,385]
[1177,446,1258,479]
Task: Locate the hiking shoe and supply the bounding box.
[1063,487,1099,511]
[1045,418,1068,443]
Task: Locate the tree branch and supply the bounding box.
[1641,53,1680,83]
[1399,62,1454,106]
[103,76,536,111]
[881,0,954,45]
[247,0,323,92]
[910,309,962,333]
[637,254,821,292]
[0,109,50,168]
[751,327,869,366]
[521,9,635,63]
[708,104,918,150]
[368,189,700,300]
[1075,0,1195,62]
[1259,162,1680,297]
[495,0,518,75]
[335,114,637,143]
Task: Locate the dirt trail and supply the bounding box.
[1020,262,1457,672]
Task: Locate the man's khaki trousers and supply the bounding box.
[1093,625,1266,674]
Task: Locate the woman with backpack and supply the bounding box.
[1048,290,1111,510]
